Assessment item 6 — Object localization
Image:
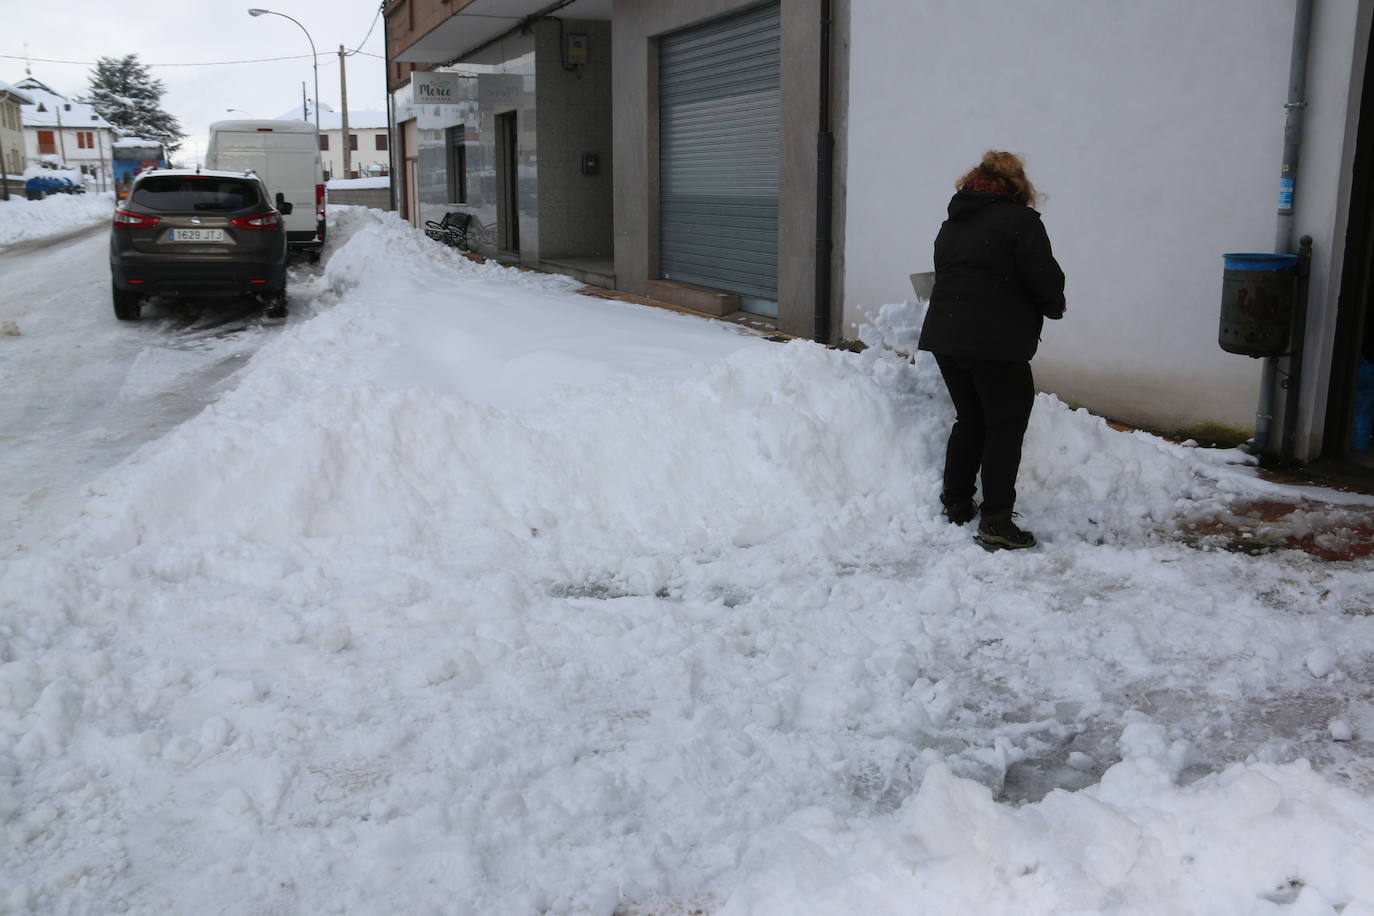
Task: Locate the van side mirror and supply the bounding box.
[275,192,294,215]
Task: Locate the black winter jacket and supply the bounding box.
[917,191,1066,362]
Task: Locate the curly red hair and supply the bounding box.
[956,150,1039,207]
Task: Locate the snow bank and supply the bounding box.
[0,191,113,246]
[722,759,1374,915]
[3,206,1372,915]
[325,176,389,189]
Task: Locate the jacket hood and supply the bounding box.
[946,190,1022,221]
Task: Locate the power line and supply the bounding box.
[345,5,383,57]
[1,51,318,68]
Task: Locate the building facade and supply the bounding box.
[277,104,392,180]
[385,0,1374,473]
[387,1,617,284]
[0,80,31,198]
[13,77,116,189]
[843,0,1373,472]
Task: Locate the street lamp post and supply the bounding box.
[226,108,256,118]
[247,8,319,134]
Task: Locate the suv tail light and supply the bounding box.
[231,211,282,230]
[113,208,160,228]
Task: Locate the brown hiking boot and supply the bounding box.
[976,511,1036,550]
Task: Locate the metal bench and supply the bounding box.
[424,211,473,251]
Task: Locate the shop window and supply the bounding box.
[446,125,466,204]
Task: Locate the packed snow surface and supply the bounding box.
[0,191,112,246]
[2,207,1373,915]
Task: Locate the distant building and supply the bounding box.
[277,104,390,180]
[0,80,31,197]
[13,76,117,189]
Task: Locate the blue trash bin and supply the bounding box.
[1219,253,1299,357]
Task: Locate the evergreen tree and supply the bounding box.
[81,54,185,153]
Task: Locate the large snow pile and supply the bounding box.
[0,191,112,246]
[3,207,1373,914]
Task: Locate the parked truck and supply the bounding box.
[204,119,325,259]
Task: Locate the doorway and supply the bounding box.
[658,2,781,318]
[1325,21,1374,468]
[496,111,520,254]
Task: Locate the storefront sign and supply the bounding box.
[414,72,462,105]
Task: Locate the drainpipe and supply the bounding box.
[813,0,834,344]
[383,0,399,212]
[1281,235,1314,460]
[1255,0,1315,457]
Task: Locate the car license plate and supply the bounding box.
[169,228,224,242]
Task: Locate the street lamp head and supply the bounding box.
[245,6,319,132]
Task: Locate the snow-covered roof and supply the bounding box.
[275,103,388,131]
[113,136,161,148]
[13,76,113,130]
[0,79,33,105]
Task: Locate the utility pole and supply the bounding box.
[339,45,351,179]
[54,101,67,166]
[97,128,107,193]
[302,82,308,122]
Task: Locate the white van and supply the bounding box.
[205,119,325,257]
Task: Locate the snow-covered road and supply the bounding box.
[0,225,296,552]
[2,206,1373,915]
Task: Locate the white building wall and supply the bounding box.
[320,127,390,179]
[23,125,117,181]
[1,103,24,177]
[844,0,1366,434]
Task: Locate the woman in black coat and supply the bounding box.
[918,151,1066,550]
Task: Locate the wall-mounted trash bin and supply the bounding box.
[1219,252,1298,357]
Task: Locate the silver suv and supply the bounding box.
[109,168,291,321]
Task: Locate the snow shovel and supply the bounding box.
[910,271,935,301]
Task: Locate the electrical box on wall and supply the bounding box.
[581,152,600,176]
[565,33,589,67]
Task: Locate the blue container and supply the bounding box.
[1352,358,1374,452]
[1219,253,1298,357]
[1223,253,1300,272]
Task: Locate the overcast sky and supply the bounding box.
[2,0,388,164]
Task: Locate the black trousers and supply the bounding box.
[933,354,1035,516]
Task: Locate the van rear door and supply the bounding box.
[207,130,321,244]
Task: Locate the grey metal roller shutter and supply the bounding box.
[660,3,780,311]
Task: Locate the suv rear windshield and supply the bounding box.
[130,176,263,212]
